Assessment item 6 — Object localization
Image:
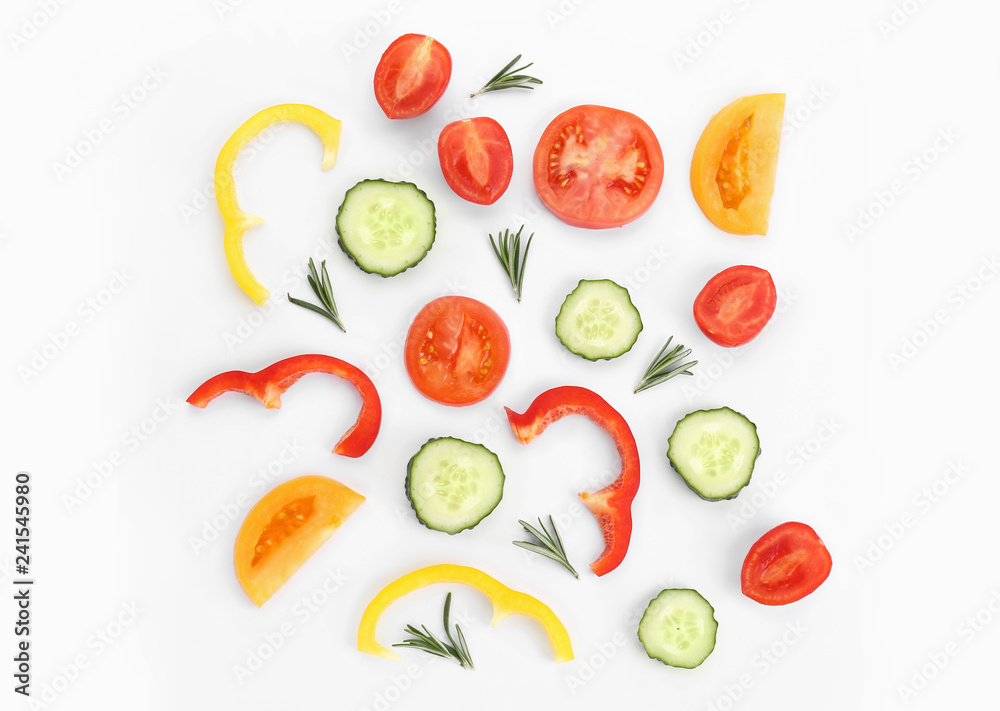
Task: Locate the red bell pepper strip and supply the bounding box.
[187,354,381,458]
[504,386,639,576]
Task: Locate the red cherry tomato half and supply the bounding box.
[373,34,451,119]
[693,265,776,347]
[532,104,664,229]
[741,522,832,605]
[437,117,513,205]
[404,296,511,406]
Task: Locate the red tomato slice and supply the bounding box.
[405,296,511,406]
[437,117,513,205]
[741,522,832,605]
[693,265,776,347]
[532,104,664,229]
[373,34,451,119]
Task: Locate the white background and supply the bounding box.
[3,0,998,708]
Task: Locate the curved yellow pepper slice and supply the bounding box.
[215,104,342,305]
[358,564,574,663]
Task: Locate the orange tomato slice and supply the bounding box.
[234,475,364,606]
[690,94,785,235]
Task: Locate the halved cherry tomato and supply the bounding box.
[374,34,452,119]
[437,117,513,205]
[691,93,785,235]
[234,475,365,607]
[693,265,776,347]
[741,521,832,605]
[532,104,664,229]
[405,296,510,406]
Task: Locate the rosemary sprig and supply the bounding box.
[393,593,475,669]
[287,258,345,332]
[513,516,578,579]
[634,336,697,393]
[488,225,533,302]
[471,54,543,97]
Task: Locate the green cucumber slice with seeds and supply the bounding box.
[406,437,504,534]
[555,279,643,360]
[336,179,435,276]
[666,406,760,501]
[638,588,718,669]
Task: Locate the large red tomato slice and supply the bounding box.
[373,34,451,119]
[532,105,664,229]
[405,296,511,406]
[693,265,776,347]
[741,522,832,605]
[437,117,513,205]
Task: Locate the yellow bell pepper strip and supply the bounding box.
[215,104,342,305]
[357,564,573,663]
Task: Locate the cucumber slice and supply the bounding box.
[638,588,718,669]
[336,179,436,276]
[555,279,642,360]
[406,437,505,534]
[667,406,760,500]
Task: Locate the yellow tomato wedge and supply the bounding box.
[357,563,573,663]
[234,475,363,607]
[215,104,342,305]
[690,93,785,235]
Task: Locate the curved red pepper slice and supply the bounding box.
[187,354,381,458]
[504,386,639,576]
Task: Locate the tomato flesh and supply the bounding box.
[716,114,753,209]
[533,105,664,229]
[741,522,832,605]
[250,496,314,567]
[437,117,513,205]
[693,265,776,347]
[405,296,510,406]
[373,34,451,119]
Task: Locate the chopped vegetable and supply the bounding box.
[635,336,697,393]
[404,296,511,406]
[533,105,663,229]
[505,386,639,576]
[470,54,543,97]
[690,93,785,235]
[357,564,573,663]
[186,354,381,458]
[488,225,533,302]
[693,265,777,347]
[336,179,436,277]
[438,117,513,205]
[287,258,346,332]
[393,593,475,669]
[638,589,718,668]
[513,516,578,579]
[667,406,760,500]
[407,438,505,534]
[374,34,452,119]
[741,522,832,605]
[215,104,342,305]
[234,476,364,606]
[555,279,642,360]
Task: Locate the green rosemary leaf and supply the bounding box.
[513,516,578,578]
[471,54,543,97]
[287,258,345,332]
[392,593,474,669]
[489,226,534,301]
[635,336,697,393]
